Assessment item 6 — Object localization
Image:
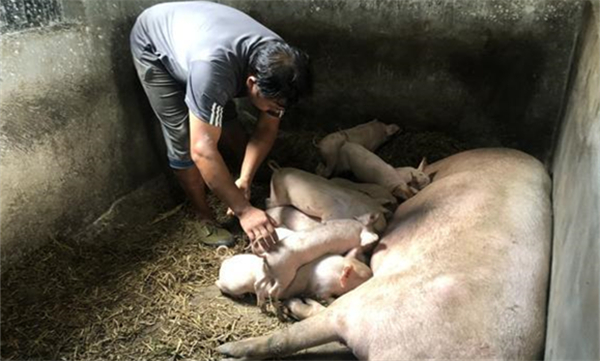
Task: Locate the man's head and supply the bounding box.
[247,41,311,118]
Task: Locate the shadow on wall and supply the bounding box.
[240,0,581,165]
[279,29,544,157]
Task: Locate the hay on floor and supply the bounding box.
[1,129,469,360]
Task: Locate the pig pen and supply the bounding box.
[1,1,598,361]
[0,124,469,360]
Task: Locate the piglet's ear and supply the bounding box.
[386,123,401,136]
[339,265,354,288]
[417,157,428,172]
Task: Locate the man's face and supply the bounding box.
[247,77,286,118]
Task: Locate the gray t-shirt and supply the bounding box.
[130,1,282,125]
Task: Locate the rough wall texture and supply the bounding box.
[221,0,584,164]
[0,1,167,264]
[546,1,600,359]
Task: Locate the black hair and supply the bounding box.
[249,41,311,107]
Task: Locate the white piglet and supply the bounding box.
[266,206,321,231]
[216,254,266,298]
[256,214,379,303]
[216,253,372,304]
[338,141,430,200]
[267,164,389,232]
[316,119,400,177]
[279,254,373,302]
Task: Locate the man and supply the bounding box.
[130,1,310,250]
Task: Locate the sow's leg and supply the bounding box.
[217,308,342,360]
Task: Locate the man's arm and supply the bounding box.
[237,111,281,189]
[189,111,277,247]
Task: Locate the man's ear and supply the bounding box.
[246,75,257,89]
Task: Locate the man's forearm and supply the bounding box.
[193,147,251,216]
[240,135,275,183]
[239,113,280,183]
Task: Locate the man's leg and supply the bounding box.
[132,53,212,219]
[173,163,236,248]
[132,50,233,246]
[173,166,213,220]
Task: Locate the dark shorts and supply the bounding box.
[132,48,238,169]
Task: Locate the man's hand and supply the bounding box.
[226,178,251,216]
[238,206,278,254]
[236,178,251,200]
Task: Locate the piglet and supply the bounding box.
[215,253,372,304]
[255,214,380,303]
[216,254,265,298]
[338,141,430,200]
[329,178,397,210]
[396,158,430,191]
[267,164,389,232]
[266,206,321,232]
[316,119,400,177]
[279,254,373,302]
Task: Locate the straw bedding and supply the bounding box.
[1,128,469,360]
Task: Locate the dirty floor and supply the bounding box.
[1,129,469,360]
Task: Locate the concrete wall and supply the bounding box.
[223,0,584,164]
[546,1,600,359]
[0,0,170,263]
